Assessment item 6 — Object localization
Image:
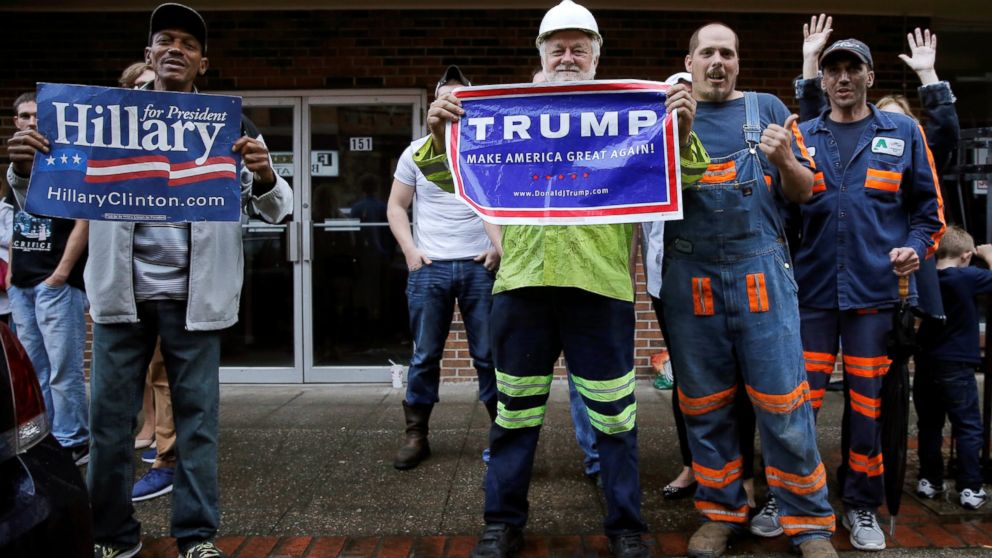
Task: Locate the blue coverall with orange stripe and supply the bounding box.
[795,105,946,510]
[663,92,835,544]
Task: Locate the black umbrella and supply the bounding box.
[882,275,915,535]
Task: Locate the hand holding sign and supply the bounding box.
[233,136,276,188]
[664,84,696,147]
[759,113,800,169]
[428,92,464,153]
[7,129,50,176]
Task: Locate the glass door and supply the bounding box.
[219,97,303,383]
[303,93,424,382]
[218,90,425,383]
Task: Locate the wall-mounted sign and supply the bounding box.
[271,151,293,177]
[350,137,373,152]
[311,150,339,177]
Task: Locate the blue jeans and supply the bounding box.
[405,259,496,405]
[87,301,221,549]
[8,283,88,448]
[568,374,600,477]
[913,357,984,491]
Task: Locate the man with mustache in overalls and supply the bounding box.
[662,23,838,558]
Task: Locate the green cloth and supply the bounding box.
[414,132,710,302]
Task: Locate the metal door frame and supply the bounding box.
[219,90,426,383]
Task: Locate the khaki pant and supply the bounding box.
[147,340,176,468]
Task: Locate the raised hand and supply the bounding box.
[803,14,833,61]
[898,28,939,85]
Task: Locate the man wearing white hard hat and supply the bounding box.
[413,2,710,557]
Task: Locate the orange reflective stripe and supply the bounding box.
[843,355,891,378]
[692,277,715,316]
[849,450,884,477]
[792,121,816,169]
[693,457,744,489]
[803,351,836,375]
[678,385,736,416]
[746,382,810,414]
[766,463,827,495]
[865,168,902,192]
[746,273,769,313]
[695,500,749,523]
[780,514,836,535]
[809,388,826,410]
[849,389,881,419]
[764,175,773,189]
[812,172,826,193]
[918,125,946,258]
[701,161,737,184]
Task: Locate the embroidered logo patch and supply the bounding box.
[808,146,817,157]
[871,137,905,157]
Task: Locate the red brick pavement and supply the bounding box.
[137,518,992,557]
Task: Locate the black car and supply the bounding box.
[0,321,92,557]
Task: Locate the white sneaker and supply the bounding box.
[842,508,886,551]
[960,488,988,510]
[915,478,945,499]
[750,493,783,537]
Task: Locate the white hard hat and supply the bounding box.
[536,0,602,48]
[664,72,692,86]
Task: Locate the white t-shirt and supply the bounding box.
[394,136,491,260]
[640,221,664,298]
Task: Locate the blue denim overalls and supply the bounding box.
[662,93,835,543]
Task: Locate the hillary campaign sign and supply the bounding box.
[27,83,242,222]
[447,80,681,225]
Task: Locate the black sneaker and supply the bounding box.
[181,541,228,558]
[608,533,649,558]
[69,443,90,465]
[469,523,524,558]
[93,542,141,558]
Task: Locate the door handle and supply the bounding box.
[287,221,300,263]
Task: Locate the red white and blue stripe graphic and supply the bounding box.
[84,155,237,186]
[447,80,682,225]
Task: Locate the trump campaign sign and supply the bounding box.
[447,80,681,225]
[27,83,242,222]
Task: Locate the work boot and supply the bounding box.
[484,398,498,423]
[798,538,838,558]
[394,401,433,470]
[608,533,649,558]
[469,523,523,558]
[687,522,734,558]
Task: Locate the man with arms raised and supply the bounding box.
[794,38,944,552]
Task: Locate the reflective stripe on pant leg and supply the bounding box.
[838,310,891,509]
[803,351,836,410]
[738,258,834,539]
[678,385,737,416]
[693,457,743,489]
[780,514,836,536]
[494,370,552,429]
[800,308,841,416]
[557,289,644,535]
[572,369,637,434]
[694,501,749,523]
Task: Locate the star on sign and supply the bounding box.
[46,156,55,166]
[72,154,82,165]
[60,154,68,164]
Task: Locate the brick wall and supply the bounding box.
[2,9,934,142]
[3,8,936,381]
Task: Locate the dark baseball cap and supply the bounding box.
[820,38,873,69]
[435,65,471,96]
[149,3,207,52]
